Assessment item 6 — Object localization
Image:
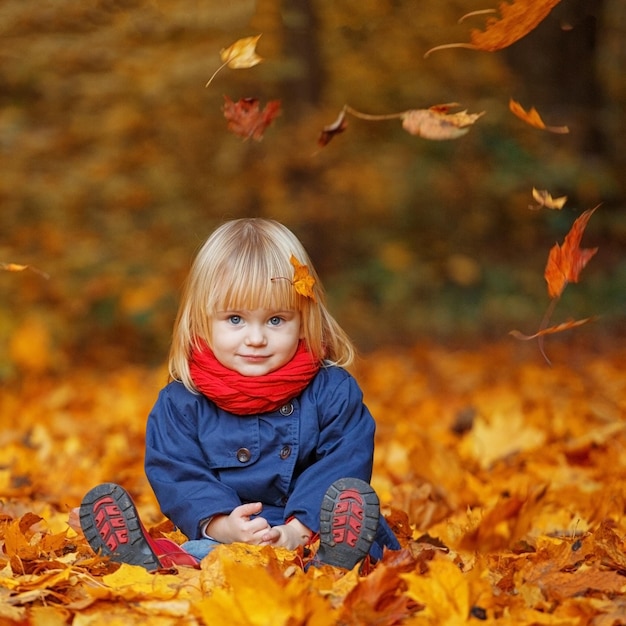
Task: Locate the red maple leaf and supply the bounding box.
[222,96,281,141]
[544,206,599,299]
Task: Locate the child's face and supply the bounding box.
[211,307,303,376]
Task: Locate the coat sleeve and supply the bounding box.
[283,369,376,533]
[144,383,242,539]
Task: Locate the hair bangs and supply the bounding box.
[207,245,300,314]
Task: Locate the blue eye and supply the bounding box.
[269,316,282,326]
[229,315,242,325]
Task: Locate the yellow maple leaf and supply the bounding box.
[290,255,317,301]
[460,409,546,470]
[206,34,263,87]
[100,563,199,602]
[199,547,336,626]
[401,556,470,625]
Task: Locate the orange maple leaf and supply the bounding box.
[510,99,569,134]
[290,255,316,301]
[544,206,599,299]
[340,550,421,625]
[425,0,562,56]
[222,96,281,141]
[511,206,599,364]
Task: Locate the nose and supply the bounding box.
[244,324,267,346]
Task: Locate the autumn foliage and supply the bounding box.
[2,341,626,624]
[1,0,624,624]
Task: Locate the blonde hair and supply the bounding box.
[169,218,356,391]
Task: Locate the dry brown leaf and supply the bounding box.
[401,104,485,140]
[318,108,348,147]
[318,103,484,146]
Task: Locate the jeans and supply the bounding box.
[182,537,221,560]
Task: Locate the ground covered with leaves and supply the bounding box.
[2,338,626,625]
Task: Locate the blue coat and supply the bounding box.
[144,365,376,540]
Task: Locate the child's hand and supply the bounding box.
[206,502,271,544]
[261,517,312,550]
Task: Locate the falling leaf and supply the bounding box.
[206,35,263,87]
[318,108,348,147]
[220,35,263,69]
[290,255,316,301]
[0,262,49,278]
[544,206,599,299]
[425,0,563,56]
[511,206,599,363]
[401,104,485,140]
[318,103,484,147]
[509,99,569,134]
[530,187,567,210]
[509,317,594,340]
[222,96,281,141]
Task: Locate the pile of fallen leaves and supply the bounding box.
[2,339,626,625]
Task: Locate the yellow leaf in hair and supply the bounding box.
[290,255,316,301]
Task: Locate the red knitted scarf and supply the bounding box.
[189,340,320,415]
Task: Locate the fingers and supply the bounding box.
[228,503,270,543]
[260,527,281,545]
[234,501,263,518]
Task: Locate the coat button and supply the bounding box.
[280,403,294,416]
[236,448,251,463]
[280,445,291,460]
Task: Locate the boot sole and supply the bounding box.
[317,477,379,569]
[79,482,161,570]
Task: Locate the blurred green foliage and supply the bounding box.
[0,0,624,376]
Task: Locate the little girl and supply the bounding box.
[80,218,400,570]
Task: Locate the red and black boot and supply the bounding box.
[317,477,379,570]
[79,483,198,570]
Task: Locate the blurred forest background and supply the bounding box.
[1,0,624,377]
